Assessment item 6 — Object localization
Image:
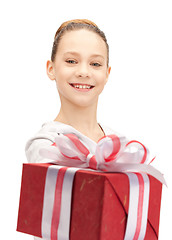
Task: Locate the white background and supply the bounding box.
[0,0,171,239]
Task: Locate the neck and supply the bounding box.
[54,101,99,135]
[55,96,102,134]
[54,97,106,142]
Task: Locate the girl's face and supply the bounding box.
[47,29,111,108]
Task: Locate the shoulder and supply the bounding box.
[29,121,72,137]
[25,121,62,162]
[26,122,60,146]
[25,121,75,152]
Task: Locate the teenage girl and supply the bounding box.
[26,19,122,240]
[25,19,120,164]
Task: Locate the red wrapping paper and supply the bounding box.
[17,163,162,239]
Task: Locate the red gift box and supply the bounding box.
[17,163,162,239]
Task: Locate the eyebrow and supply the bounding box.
[64,51,105,59]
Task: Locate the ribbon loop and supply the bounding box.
[39,133,166,185]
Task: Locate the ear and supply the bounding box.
[46,60,56,81]
[107,66,111,76]
[105,66,111,84]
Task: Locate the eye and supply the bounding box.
[66,59,77,64]
[91,62,102,67]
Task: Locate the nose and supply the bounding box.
[76,63,90,78]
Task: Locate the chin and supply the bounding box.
[71,100,96,108]
[59,92,98,108]
[69,96,98,108]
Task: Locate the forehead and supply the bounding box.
[57,29,107,58]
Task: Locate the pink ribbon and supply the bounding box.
[40,133,166,185]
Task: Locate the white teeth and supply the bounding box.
[72,84,92,89]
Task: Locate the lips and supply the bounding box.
[69,83,95,90]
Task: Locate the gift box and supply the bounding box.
[17,163,162,240]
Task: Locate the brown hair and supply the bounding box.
[51,19,109,65]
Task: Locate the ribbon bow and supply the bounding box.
[39,133,166,185]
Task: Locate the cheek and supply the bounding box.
[96,71,108,85]
[55,67,75,82]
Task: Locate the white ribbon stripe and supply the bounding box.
[124,173,150,240]
[42,165,63,239]
[41,165,79,240]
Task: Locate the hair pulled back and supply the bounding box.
[51,19,109,65]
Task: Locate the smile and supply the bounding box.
[69,83,94,91]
